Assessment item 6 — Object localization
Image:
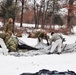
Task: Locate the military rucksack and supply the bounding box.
[6,37,18,52]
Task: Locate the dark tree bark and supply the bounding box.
[67,0,74,28]
[50,0,55,28]
[20,0,24,27]
[44,0,49,27]
[41,0,45,29]
[13,0,17,32]
[34,0,38,28]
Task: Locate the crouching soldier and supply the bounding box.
[3,30,18,52]
[0,18,18,53]
[48,32,65,54]
[0,31,11,55]
[37,31,49,45]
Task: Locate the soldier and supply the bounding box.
[28,31,49,45]
[37,31,49,45]
[0,18,13,55]
[0,18,18,53]
[0,18,14,43]
[3,18,14,33]
[3,18,14,44]
[4,18,18,52]
[48,32,65,54]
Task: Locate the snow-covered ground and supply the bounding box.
[0,53,76,75]
[0,23,76,75]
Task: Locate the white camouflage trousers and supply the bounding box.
[0,38,8,55]
[50,39,62,53]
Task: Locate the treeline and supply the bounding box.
[0,0,76,30]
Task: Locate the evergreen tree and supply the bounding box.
[0,0,19,23]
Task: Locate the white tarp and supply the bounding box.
[0,38,8,55]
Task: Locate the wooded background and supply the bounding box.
[0,0,76,34]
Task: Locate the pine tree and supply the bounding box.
[0,0,19,23]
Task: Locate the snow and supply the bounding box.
[15,23,35,28]
[0,53,76,75]
[59,8,68,16]
[73,26,76,33]
[18,36,38,47]
[0,23,76,75]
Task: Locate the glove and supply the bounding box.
[62,38,66,43]
[47,42,49,46]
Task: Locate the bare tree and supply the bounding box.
[41,0,45,28]
[67,0,74,28]
[13,0,18,23]
[41,0,60,28]
[34,0,37,28]
[20,0,24,27]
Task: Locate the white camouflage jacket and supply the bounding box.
[49,33,64,44]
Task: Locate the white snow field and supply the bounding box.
[0,23,76,75]
[0,30,76,75]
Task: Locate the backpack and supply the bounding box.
[6,37,18,52]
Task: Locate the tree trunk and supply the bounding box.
[34,0,38,28]
[36,5,39,28]
[50,0,55,28]
[67,0,74,28]
[20,0,24,27]
[41,0,45,29]
[13,0,17,33]
[44,0,49,28]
